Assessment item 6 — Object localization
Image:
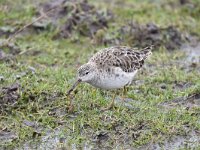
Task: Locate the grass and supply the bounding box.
[0,0,200,149]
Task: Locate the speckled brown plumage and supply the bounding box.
[89,46,152,73]
[71,45,153,91]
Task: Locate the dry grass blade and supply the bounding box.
[6,1,66,43]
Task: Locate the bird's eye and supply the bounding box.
[85,71,89,75]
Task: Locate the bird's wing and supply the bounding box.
[89,46,152,72]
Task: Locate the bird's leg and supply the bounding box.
[92,88,97,97]
[122,86,127,102]
[101,91,116,111]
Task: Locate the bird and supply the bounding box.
[67,45,153,111]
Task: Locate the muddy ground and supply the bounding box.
[0,0,200,149]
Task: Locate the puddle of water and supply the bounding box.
[114,97,140,110]
[15,129,66,150]
[148,130,200,150]
[104,95,142,111]
[15,127,93,150]
[182,44,200,63]
[0,131,18,143]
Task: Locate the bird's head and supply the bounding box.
[67,63,96,96]
[77,63,96,83]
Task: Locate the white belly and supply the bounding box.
[89,68,137,90]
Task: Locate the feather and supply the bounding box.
[89,46,153,72]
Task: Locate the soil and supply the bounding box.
[0,26,16,38]
[159,92,200,109]
[0,41,20,62]
[99,22,188,50]
[34,0,113,39]
[0,83,20,114]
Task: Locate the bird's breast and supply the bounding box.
[88,69,137,90]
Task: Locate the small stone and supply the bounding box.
[15,72,27,79]
[0,75,4,81]
[28,66,36,73]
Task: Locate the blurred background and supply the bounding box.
[0,0,200,149]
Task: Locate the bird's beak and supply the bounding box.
[67,78,82,96]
